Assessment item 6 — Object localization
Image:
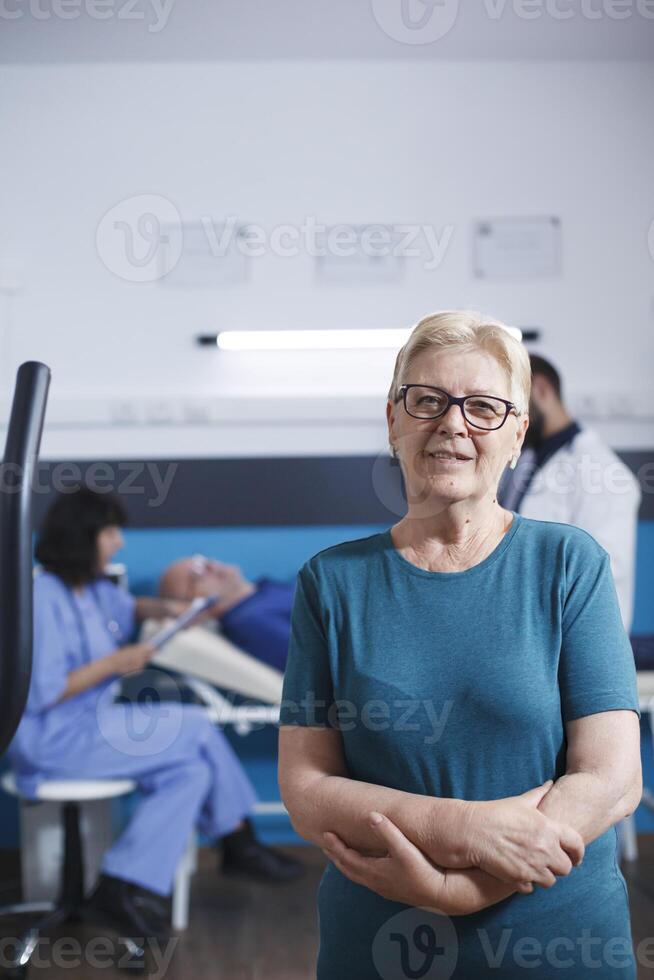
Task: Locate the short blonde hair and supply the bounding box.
[388,310,531,415]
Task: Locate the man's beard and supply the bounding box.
[523,403,546,450]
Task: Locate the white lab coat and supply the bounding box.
[517,428,641,631]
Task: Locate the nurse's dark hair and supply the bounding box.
[35,486,128,586]
[529,354,562,400]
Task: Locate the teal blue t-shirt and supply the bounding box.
[280,513,641,979]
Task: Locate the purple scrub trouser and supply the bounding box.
[43,703,258,896]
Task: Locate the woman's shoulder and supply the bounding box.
[33,569,68,598]
[514,514,609,565]
[301,530,386,577]
[92,575,121,594]
[92,576,134,607]
[32,571,75,621]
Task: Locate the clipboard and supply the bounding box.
[148,594,219,651]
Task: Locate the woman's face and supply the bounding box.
[386,348,529,516]
[96,524,125,571]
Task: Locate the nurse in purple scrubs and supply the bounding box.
[8,487,302,944]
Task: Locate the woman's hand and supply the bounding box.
[457,781,585,891]
[322,813,543,917]
[109,642,156,676]
[322,812,449,911]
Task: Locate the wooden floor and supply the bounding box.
[1,839,654,978]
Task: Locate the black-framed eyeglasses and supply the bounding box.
[398,384,518,431]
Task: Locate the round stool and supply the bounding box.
[0,772,137,976]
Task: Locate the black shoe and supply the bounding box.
[83,873,171,944]
[220,841,305,883]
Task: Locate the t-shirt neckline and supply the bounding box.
[382,511,523,580]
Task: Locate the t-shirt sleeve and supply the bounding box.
[559,543,640,723]
[279,561,335,727]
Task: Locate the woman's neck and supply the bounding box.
[391,500,512,573]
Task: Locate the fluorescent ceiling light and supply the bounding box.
[197,324,524,351]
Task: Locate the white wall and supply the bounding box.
[1,60,653,458]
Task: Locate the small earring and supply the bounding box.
[509,455,519,470]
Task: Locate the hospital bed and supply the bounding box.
[141,619,283,707]
[141,620,286,815]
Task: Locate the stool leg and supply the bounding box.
[171,834,196,931]
[59,802,85,912]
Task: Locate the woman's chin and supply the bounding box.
[405,479,473,515]
[409,466,473,493]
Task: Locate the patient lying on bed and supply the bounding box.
[139,556,295,704]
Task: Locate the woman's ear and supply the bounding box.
[515,412,529,454]
[386,399,396,452]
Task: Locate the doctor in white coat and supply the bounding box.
[499,354,641,630]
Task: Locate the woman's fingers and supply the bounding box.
[516,881,534,894]
[322,817,412,888]
[367,811,415,860]
[548,849,573,877]
[531,867,557,889]
[557,823,585,866]
[323,832,378,880]
[322,835,378,890]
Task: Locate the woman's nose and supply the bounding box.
[435,403,468,436]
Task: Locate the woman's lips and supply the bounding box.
[427,458,471,466]
[423,451,474,465]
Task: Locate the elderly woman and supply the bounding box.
[278,312,642,979]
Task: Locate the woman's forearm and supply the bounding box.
[57,653,118,702]
[285,773,470,866]
[537,770,641,845]
[134,596,187,622]
[423,868,520,917]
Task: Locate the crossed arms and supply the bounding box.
[278,710,641,916]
